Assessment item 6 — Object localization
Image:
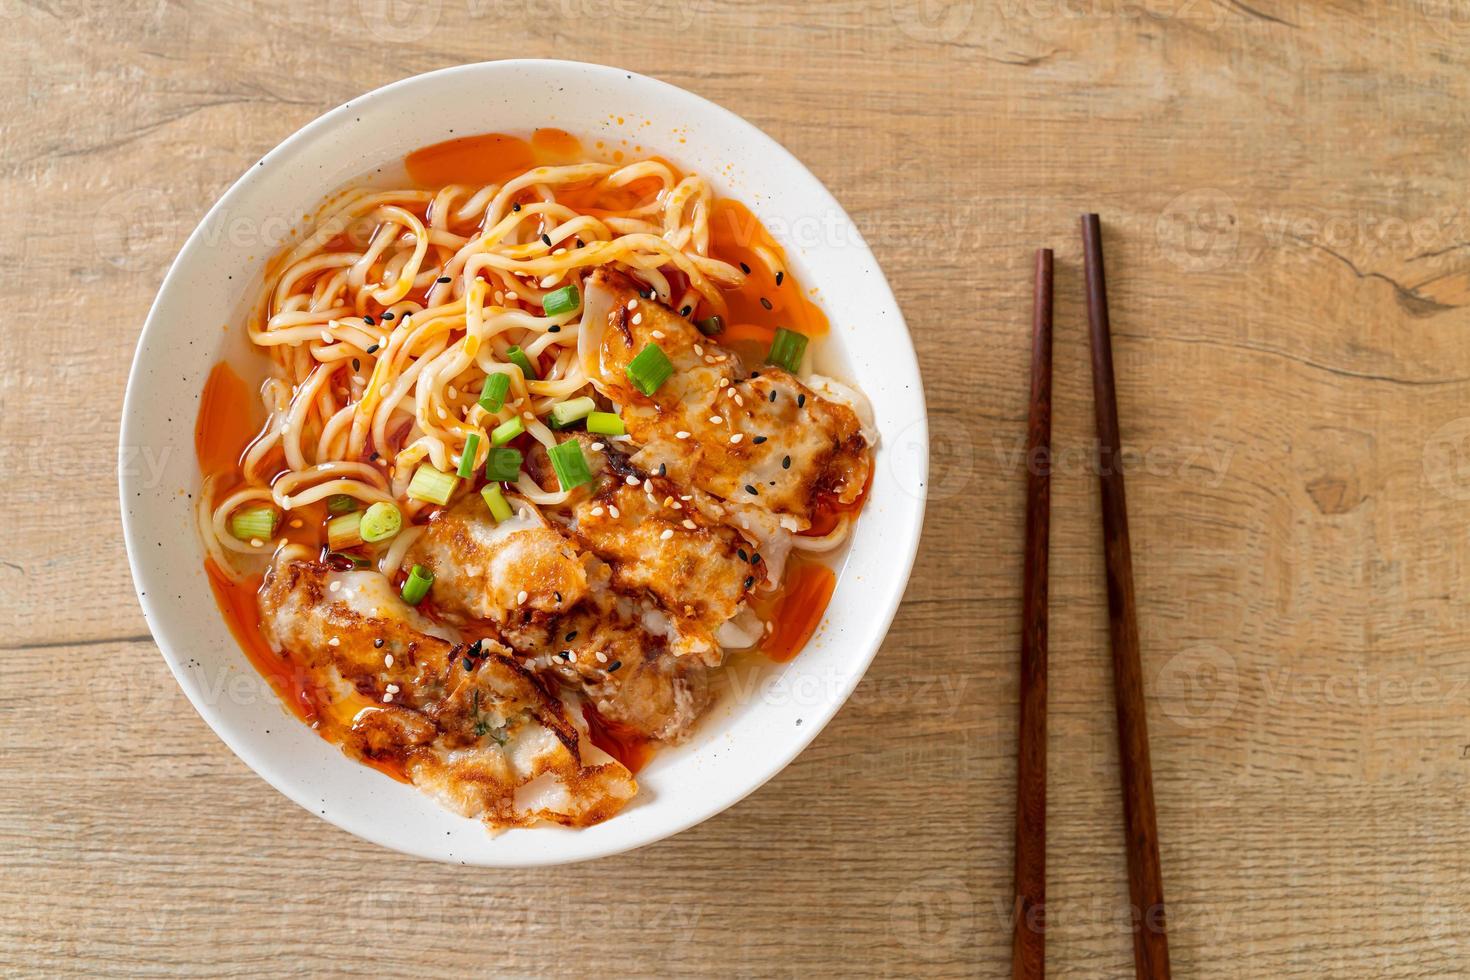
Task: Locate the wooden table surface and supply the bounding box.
[6,2,1470,976]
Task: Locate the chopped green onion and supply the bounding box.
[328,551,371,568]
[695,315,725,337]
[586,411,625,436]
[360,502,401,543]
[542,284,580,316]
[548,439,594,491]
[550,397,596,428]
[766,327,809,373]
[505,345,538,380]
[229,504,278,542]
[326,511,363,551]
[484,446,522,483]
[406,463,458,506]
[481,483,514,523]
[626,343,674,396]
[401,564,434,605]
[326,493,358,515]
[478,373,511,412]
[456,432,481,479]
[491,416,525,446]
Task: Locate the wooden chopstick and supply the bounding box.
[1012,249,1052,980]
[1080,214,1172,980]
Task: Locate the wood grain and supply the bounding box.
[5,1,1470,976]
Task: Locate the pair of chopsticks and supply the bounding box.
[1011,216,1171,980]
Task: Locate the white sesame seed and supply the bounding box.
[329,581,342,593]
[735,395,744,406]
[642,479,652,492]
[683,519,697,530]
[517,590,528,605]
[632,313,643,325]
[672,501,682,510]
[718,378,729,388]
[625,475,638,486]
[709,415,723,424]
[680,494,692,501]
[662,496,674,507]
[724,388,735,399]
[675,430,691,439]
[328,636,340,647]
[386,683,399,694]
[660,528,674,540]
[437,407,448,420]
[448,385,458,399]
[320,330,333,343]
[553,248,566,256]
[693,344,704,356]
[595,652,608,664]
[249,538,263,548]
[590,506,605,516]
[730,433,743,444]
[626,299,638,311]
[590,442,604,451]
[609,505,620,518]
[384,654,394,667]
[506,291,518,300]
[651,329,664,338]
[382,693,393,703]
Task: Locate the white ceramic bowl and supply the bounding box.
[120,60,927,866]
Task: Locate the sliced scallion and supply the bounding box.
[626,343,674,396]
[481,483,514,523]
[490,416,525,446]
[484,446,522,483]
[401,564,434,605]
[766,327,809,373]
[478,373,511,413]
[586,411,625,436]
[359,502,402,543]
[326,493,358,515]
[326,511,364,551]
[505,345,538,380]
[695,315,725,337]
[542,284,580,316]
[550,396,596,428]
[548,439,593,491]
[456,432,481,479]
[229,504,278,542]
[406,463,458,506]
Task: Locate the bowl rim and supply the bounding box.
[119,59,927,866]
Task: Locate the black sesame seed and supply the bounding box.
[463,657,473,671]
[374,638,385,648]
[738,548,748,562]
[541,233,552,246]
[558,650,571,660]
[352,358,360,371]
[363,316,375,326]
[798,394,806,408]
[575,238,585,248]
[554,591,563,603]
[739,262,751,274]
[565,631,578,642]
[437,276,451,284]
[775,270,785,286]
[370,452,380,461]
[752,553,762,564]
[366,344,379,354]
[548,325,561,333]
[658,463,667,477]
[744,576,754,589]
[679,305,692,317]
[381,311,395,321]
[760,297,773,311]
[608,660,622,672]
[745,484,759,495]
[752,435,767,444]
[782,455,791,469]
[750,371,761,378]
[512,202,521,212]
[769,390,777,402]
